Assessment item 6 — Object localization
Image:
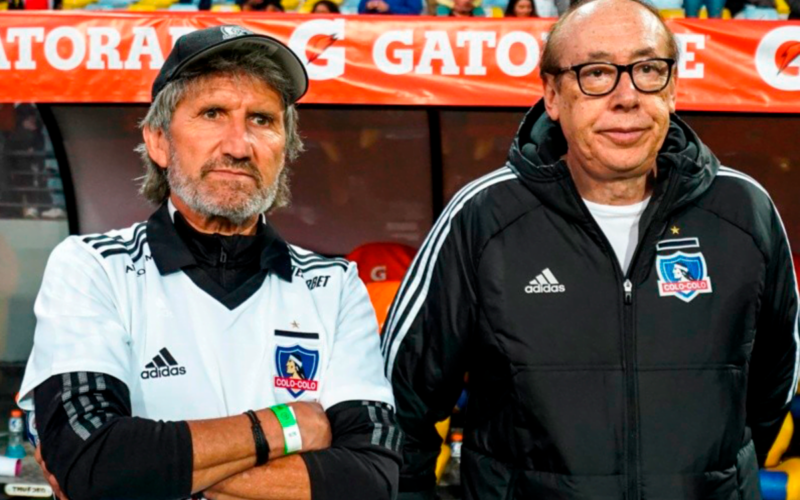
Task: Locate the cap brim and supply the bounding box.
[170,34,309,105]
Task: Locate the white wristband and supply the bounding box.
[283,422,302,454]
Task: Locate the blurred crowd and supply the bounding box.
[1,0,797,19]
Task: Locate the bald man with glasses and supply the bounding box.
[382,0,800,498]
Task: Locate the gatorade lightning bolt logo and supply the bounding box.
[756,27,800,91]
[777,41,800,77]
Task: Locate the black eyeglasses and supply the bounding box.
[552,58,676,96]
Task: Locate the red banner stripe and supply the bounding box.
[0,13,798,112]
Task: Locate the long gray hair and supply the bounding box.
[135,45,304,213]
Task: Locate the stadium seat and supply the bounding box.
[765,459,800,500]
[763,469,791,500]
[211,3,240,9]
[696,5,732,17]
[63,0,94,8]
[62,0,94,8]
[762,381,800,500]
[365,281,401,333]
[434,417,452,482]
[169,3,199,8]
[139,0,178,7]
[768,414,795,468]
[346,242,417,286]
[0,2,8,8]
[659,7,685,17]
[97,0,135,8]
[664,6,731,17]
[139,0,176,8]
[128,3,158,9]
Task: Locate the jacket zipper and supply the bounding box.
[565,185,640,499]
[219,247,228,289]
[622,277,637,500]
[565,168,680,500]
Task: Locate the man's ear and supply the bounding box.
[142,125,169,169]
[542,74,560,122]
[666,68,678,114]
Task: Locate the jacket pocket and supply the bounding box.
[641,442,759,500]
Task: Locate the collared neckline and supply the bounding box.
[147,202,293,282]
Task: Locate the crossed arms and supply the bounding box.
[34,372,401,500]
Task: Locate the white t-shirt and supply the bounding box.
[583,197,651,274]
[19,211,394,421]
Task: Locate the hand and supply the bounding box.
[34,445,69,500]
[288,402,331,453]
[374,0,390,11]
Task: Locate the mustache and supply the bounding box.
[200,157,263,187]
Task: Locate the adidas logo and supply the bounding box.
[140,348,187,380]
[525,268,566,294]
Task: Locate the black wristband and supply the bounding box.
[245,410,270,466]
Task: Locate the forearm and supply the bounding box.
[189,409,287,492]
[35,374,304,499]
[205,439,399,500]
[205,455,310,500]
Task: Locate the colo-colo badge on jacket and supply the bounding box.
[655,237,713,303]
[275,345,320,398]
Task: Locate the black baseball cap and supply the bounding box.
[151,25,309,104]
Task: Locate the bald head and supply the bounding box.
[540,0,679,79]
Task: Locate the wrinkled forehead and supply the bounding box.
[558,1,670,65]
[187,71,280,98]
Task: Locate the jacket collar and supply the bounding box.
[146,202,293,282]
[506,99,719,222]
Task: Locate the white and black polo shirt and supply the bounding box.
[19,204,394,421]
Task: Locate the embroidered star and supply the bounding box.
[670,226,680,235]
[291,321,300,329]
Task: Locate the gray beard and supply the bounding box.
[167,152,280,227]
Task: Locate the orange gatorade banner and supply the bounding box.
[0,13,799,111]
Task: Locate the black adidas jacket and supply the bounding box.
[381,101,799,500]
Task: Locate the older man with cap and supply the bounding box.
[18,25,401,500]
[382,0,800,498]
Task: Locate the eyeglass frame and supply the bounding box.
[550,58,677,97]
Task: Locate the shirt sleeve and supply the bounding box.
[19,237,132,411]
[33,372,192,500]
[301,400,402,500]
[318,263,395,410]
[747,201,800,466]
[380,201,477,493]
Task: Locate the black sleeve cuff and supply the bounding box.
[301,401,402,500]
